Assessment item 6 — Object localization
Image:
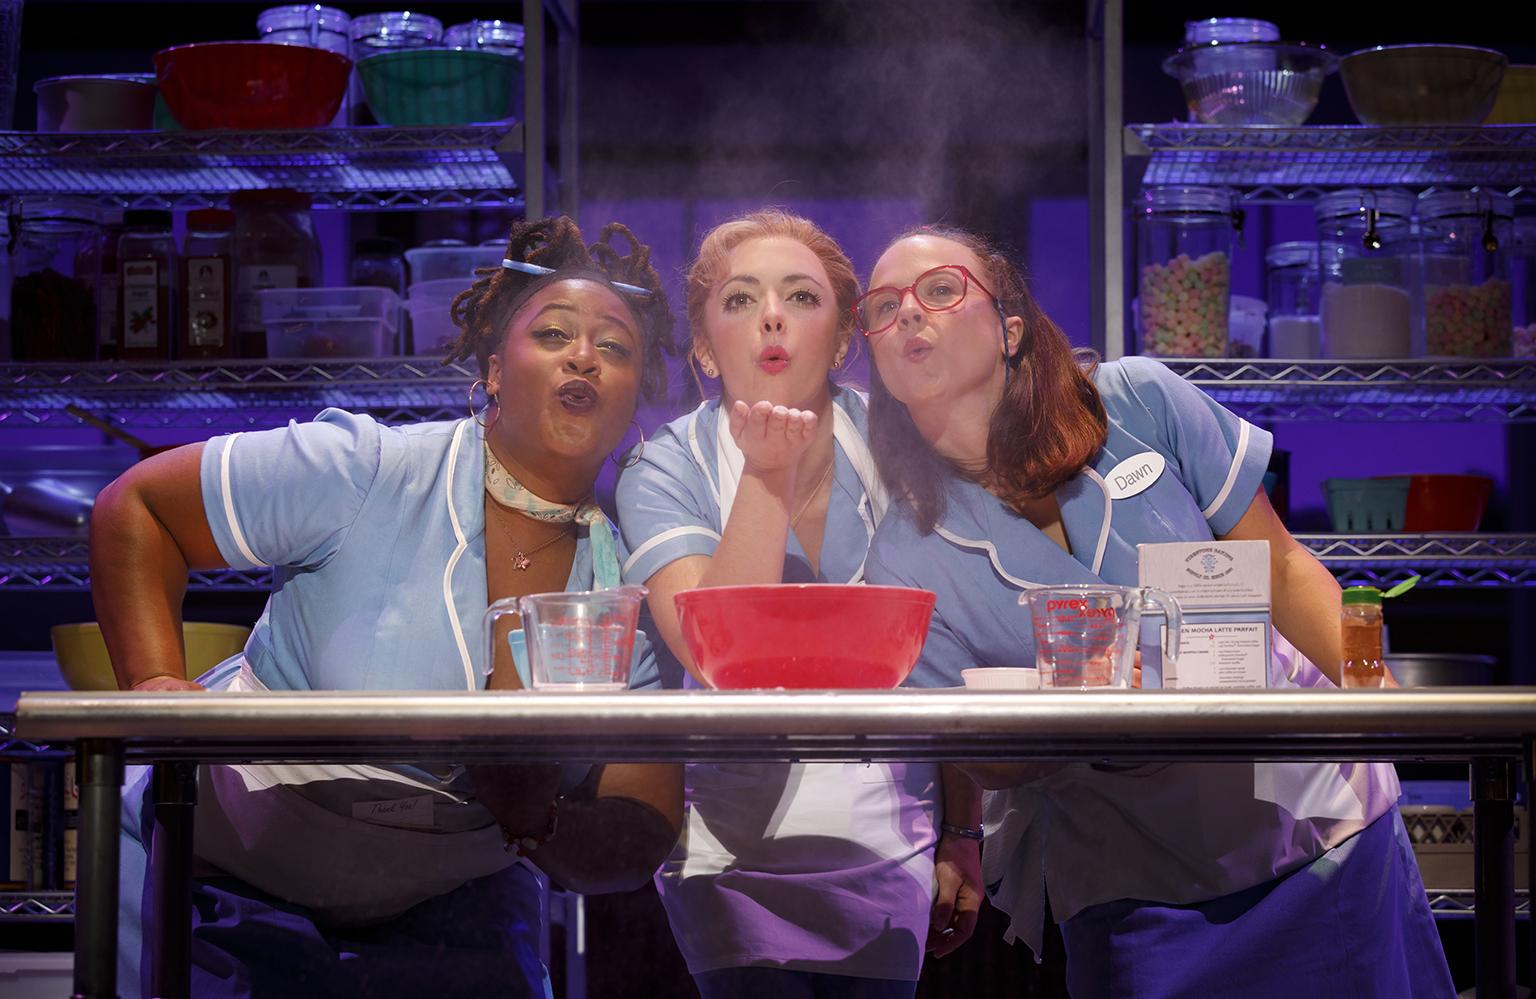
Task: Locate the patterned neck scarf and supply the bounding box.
[483,442,621,589]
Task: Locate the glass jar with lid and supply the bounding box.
[1265,241,1322,358]
[182,208,236,360]
[1416,189,1514,358]
[1514,214,1535,359]
[8,196,101,362]
[350,11,444,51]
[230,188,321,358]
[445,19,525,54]
[258,5,353,127]
[1315,189,1414,358]
[1135,186,1239,358]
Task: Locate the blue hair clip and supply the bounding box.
[501,258,651,298]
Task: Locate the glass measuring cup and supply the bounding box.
[1023,585,1182,689]
[508,585,648,690]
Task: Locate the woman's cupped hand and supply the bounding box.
[728,400,818,475]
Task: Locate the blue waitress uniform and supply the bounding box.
[116,408,658,999]
[615,386,941,986]
[865,357,1454,999]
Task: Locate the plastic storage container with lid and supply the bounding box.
[1416,189,1514,357]
[258,286,401,358]
[1265,241,1323,358]
[258,5,353,127]
[117,209,176,361]
[1135,186,1238,358]
[182,208,235,360]
[1315,189,1415,358]
[1515,214,1536,358]
[229,188,321,358]
[351,238,407,352]
[8,197,101,362]
[350,11,444,51]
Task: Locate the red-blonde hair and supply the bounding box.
[868,225,1108,533]
[684,209,859,392]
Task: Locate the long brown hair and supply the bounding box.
[868,225,1107,533]
[683,209,859,398]
[446,216,676,403]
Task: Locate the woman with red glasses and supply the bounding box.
[858,225,1454,998]
[614,210,983,998]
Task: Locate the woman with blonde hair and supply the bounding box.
[615,209,983,998]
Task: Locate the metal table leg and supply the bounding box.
[149,763,198,999]
[1473,756,1517,999]
[73,739,124,999]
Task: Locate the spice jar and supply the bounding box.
[1340,586,1386,689]
[230,188,321,358]
[1416,189,1514,358]
[1264,241,1322,358]
[1136,186,1239,358]
[1514,214,1536,359]
[182,208,235,360]
[257,5,353,127]
[8,196,101,362]
[1315,189,1414,358]
[117,209,176,361]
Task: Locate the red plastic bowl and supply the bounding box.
[153,42,351,130]
[674,584,936,690]
[1401,474,1494,531]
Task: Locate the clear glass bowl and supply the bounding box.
[1163,41,1338,126]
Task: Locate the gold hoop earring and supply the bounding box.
[614,420,647,469]
[469,379,498,430]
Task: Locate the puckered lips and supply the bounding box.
[902,335,934,362]
[757,344,790,375]
[555,378,599,413]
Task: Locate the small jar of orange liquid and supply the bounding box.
[1341,586,1386,688]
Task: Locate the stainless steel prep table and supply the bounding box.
[18,686,1536,999]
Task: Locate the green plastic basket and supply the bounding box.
[1324,476,1411,532]
[358,48,521,126]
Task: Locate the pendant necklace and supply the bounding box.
[492,502,572,571]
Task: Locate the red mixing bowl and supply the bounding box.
[674,584,936,690]
[1400,474,1494,532]
[153,42,351,130]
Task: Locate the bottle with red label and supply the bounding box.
[118,209,177,361]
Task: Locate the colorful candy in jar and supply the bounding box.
[1139,251,1230,358]
[1424,278,1512,357]
[1514,324,1535,359]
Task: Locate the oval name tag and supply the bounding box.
[1105,452,1165,500]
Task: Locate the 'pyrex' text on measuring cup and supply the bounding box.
[1022,585,1182,689]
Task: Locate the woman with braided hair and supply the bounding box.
[91,215,683,999]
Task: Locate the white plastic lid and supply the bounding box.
[1183,17,1280,45]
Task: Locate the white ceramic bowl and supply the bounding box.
[961,667,1041,691]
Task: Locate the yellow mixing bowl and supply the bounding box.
[49,622,251,690]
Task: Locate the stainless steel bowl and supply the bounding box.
[1340,44,1507,126]
[1384,653,1500,687]
[1163,42,1337,126]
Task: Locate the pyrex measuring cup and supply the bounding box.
[515,585,648,690]
[1023,585,1182,689]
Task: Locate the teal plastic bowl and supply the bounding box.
[358,48,521,126]
[1324,477,1411,532]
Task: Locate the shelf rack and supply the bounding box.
[0,125,525,212]
[1,534,1532,592]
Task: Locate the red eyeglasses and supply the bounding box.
[852,264,1000,337]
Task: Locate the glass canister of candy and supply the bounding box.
[1315,189,1414,358]
[1265,241,1323,358]
[1415,189,1514,358]
[1135,186,1239,358]
[1515,213,1536,359]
